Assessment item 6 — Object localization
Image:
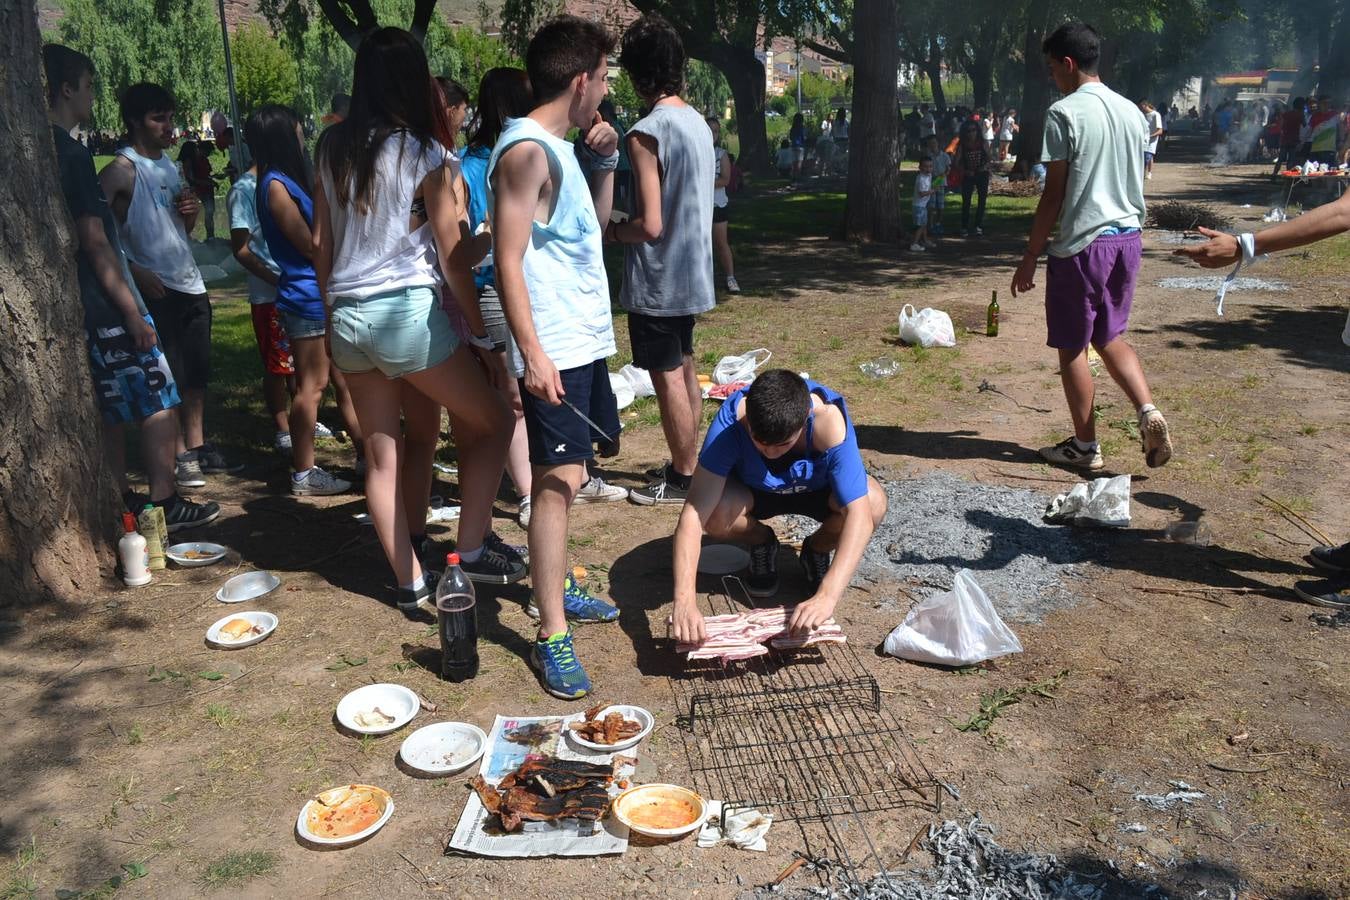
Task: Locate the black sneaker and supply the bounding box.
[486,530,528,568]
[1293,578,1350,609]
[460,544,527,585]
[746,534,780,598]
[628,465,690,506]
[1307,542,1350,575]
[161,494,221,532]
[800,535,832,591]
[396,581,435,622]
[196,442,244,474]
[122,490,148,513]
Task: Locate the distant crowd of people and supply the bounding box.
[1205,95,1350,169]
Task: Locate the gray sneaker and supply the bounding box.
[291,466,352,496]
[175,455,206,489]
[197,442,244,474]
[1038,437,1105,471]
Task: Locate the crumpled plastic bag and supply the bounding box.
[883,569,1023,666]
[897,304,957,348]
[618,363,655,398]
[696,800,771,851]
[609,373,635,410]
[712,348,772,385]
[1043,474,1131,528]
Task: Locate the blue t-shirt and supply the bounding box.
[699,380,868,508]
[258,170,323,320]
[461,144,493,291]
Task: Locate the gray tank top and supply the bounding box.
[619,103,715,318]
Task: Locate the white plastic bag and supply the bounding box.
[1043,474,1131,528]
[712,348,772,385]
[897,305,957,348]
[883,569,1023,666]
[618,363,655,398]
[609,372,636,410]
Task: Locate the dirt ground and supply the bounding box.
[3,142,1347,899]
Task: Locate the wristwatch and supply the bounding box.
[466,332,494,350]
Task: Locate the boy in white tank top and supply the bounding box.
[101,83,241,486]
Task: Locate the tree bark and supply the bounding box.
[705,45,771,173]
[1,0,119,606]
[925,35,946,111]
[1016,0,1053,171]
[1320,9,1350,99]
[843,0,901,243]
[316,0,379,49]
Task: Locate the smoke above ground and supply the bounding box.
[1208,117,1266,167]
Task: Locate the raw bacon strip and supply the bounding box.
[681,606,847,663]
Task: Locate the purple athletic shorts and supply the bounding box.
[1044,230,1142,350]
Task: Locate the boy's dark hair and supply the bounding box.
[119,82,175,132]
[620,14,684,100]
[526,16,616,104]
[919,155,932,163]
[780,138,790,148]
[331,93,351,116]
[746,370,812,445]
[436,76,469,107]
[42,44,94,106]
[1042,22,1100,73]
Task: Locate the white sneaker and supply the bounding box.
[909,243,925,252]
[314,421,334,438]
[274,431,292,452]
[518,496,532,528]
[575,476,628,504]
[1145,171,1153,180]
[291,465,352,496]
[725,275,741,293]
[1140,408,1173,468]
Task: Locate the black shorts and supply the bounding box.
[712,204,729,224]
[144,289,212,391]
[628,311,695,373]
[749,487,834,522]
[519,359,621,466]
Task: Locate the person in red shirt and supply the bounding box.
[1274,97,1304,174]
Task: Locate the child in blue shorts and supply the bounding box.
[910,156,935,251]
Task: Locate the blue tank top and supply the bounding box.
[461,144,493,291]
[258,170,323,320]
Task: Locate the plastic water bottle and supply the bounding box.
[436,553,479,682]
[118,513,151,587]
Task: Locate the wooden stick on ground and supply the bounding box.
[1258,493,1334,546]
[899,823,929,865]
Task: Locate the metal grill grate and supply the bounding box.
[671,577,940,825]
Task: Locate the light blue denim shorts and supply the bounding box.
[329,285,458,378]
[279,309,327,341]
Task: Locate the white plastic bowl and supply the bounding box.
[335,683,419,735]
[216,570,280,603]
[399,722,487,775]
[296,784,394,847]
[205,611,277,649]
[612,783,708,839]
[565,705,654,753]
[166,542,227,567]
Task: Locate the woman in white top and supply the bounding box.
[999,108,1018,161]
[313,27,520,615]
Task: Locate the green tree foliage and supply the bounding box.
[686,60,731,117]
[608,71,642,119]
[57,0,226,131]
[232,23,300,115]
[264,0,518,123]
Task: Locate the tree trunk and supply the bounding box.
[1016,0,1053,171]
[1,0,119,606]
[925,35,946,111]
[969,58,993,111]
[1320,10,1350,98]
[843,0,901,243]
[708,47,770,173]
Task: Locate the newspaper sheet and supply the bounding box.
[447,713,633,858]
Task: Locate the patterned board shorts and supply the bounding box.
[250,302,295,376]
[86,314,182,425]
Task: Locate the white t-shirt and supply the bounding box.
[320,132,449,300]
[1146,109,1164,154]
[920,113,936,138]
[913,172,933,208]
[982,119,995,142]
[226,171,279,304]
[1000,115,1016,141]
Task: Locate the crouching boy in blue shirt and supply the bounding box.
[669,369,887,644]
